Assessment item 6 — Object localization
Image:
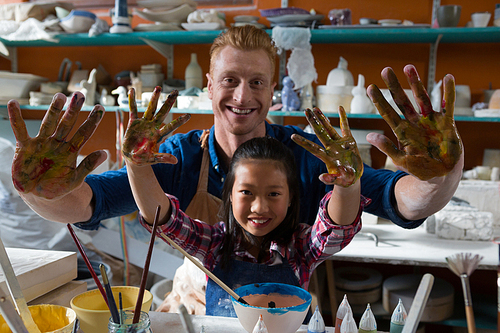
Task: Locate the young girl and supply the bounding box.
[123,90,365,317]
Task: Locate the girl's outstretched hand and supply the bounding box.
[366,64,463,181]
[9,92,107,199]
[292,107,363,187]
[122,87,191,166]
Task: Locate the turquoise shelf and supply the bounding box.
[6,105,500,122]
[309,26,500,44]
[0,27,499,48]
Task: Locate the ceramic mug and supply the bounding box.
[437,5,461,27]
[471,11,491,27]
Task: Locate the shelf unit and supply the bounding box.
[1,27,500,80]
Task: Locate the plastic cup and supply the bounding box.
[471,11,491,27]
[437,5,461,27]
[70,286,152,333]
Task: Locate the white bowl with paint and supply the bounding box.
[231,282,311,333]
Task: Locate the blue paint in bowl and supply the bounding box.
[231,283,311,333]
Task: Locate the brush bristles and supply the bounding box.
[446,252,484,277]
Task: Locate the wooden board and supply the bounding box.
[0,248,77,303]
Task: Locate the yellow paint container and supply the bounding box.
[70,286,152,333]
[0,304,76,333]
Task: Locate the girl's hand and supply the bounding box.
[292,107,363,187]
[9,92,107,200]
[367,65,463,181]
[122,87,191,166]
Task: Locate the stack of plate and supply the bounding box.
[260,7,323,28]
[232,15,267,29]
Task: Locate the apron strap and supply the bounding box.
[196,129,210,192]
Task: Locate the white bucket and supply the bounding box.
[316,85,353,113]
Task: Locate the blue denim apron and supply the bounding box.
[205,256,312,322]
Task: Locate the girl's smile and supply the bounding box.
[230,159,290,239]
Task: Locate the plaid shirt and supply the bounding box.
[141,191,366,290]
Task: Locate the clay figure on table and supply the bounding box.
[281,76,301,111]
[122,94,364,317]
[8,25,463,313]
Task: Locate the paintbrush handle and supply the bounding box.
[460,275,476,333]
[100,265,120,324]
[0,238,41,333]
[133,206,161,324]
[160,231,243,303]
[465,305,476,333]
[67,224,109,307]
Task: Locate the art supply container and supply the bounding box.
[70,286,152,333]
[108,310,152,333]
[0,304,76,333]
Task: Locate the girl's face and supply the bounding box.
[230,159,290,239]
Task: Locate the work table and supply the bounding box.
[331,222,497,270]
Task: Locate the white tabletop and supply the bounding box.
[149,312,334,333]
[330,223,497,270]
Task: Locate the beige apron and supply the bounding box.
[156,130,222,314]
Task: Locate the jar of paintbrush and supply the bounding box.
[108,310,152,333]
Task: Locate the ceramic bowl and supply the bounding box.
[0,304,76,333]
[231,283,311,333]
[70,286,152,333]
[59,10,96,33]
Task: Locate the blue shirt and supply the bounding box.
[79,122,424,230]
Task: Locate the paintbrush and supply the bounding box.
[446,252,483,333]
[119,292,123,325]
[159,231,249,305]
[0,237,41,333]
[100,264,120,324]
[178,304,195,333]
[497,243,500,333]
[0,287,29,333]
[132,205,161,324]
[67,224,109,307]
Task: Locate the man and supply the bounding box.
[8,25,463,311]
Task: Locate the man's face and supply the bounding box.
[207,46,276,137]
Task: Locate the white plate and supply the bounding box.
[319,23,430,29]
[266,14,324,23]
[378,19,402,26]
[181,22,225,31]
[134,4,195,23]
[134,23,182,31]
[232,22,267,29]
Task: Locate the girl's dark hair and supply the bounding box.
[218,136,300,269]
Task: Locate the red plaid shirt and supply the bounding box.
[141,191,367,290]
